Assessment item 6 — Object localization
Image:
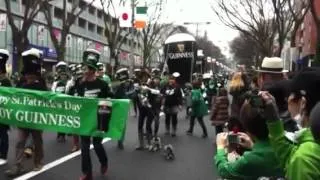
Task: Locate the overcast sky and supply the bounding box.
[160,0,239,57]
[91,0,239,57]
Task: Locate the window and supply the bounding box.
[88,22,95,32]
[78,18,86,28]
[97,26,103,35]
[97,10,103,19]
[89,6,95,15]
[54,8,63,19]
[22,0,26,5]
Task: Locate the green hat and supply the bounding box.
[82,49,100,70]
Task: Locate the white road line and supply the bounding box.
[14,138,111,180]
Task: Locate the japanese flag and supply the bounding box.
[119,6,132,28]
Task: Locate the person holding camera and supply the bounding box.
[215,94,284,179]
[262,67,320,180]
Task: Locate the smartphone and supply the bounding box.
[227,134,240,144]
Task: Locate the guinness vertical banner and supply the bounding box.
[164,33,196,85]
[0,87,130,140]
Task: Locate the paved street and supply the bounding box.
[0,110,218,180]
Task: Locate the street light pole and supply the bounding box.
[183,21,211,38]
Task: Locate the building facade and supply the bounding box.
[294,0,320,68]
[0,0,144,73]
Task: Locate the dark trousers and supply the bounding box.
[57,133,65,138]
[133,98,139,116]
[215,125,224,135]
[15,128,43,166]
[138,107,153,139]
[152,108,160,137]
[188,116,208,135]
[81,136,108,175]
[165,114,178,131]
[0,125,9,159]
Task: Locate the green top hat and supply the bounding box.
[82,49,100,70]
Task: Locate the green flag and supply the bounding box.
[0,87,130,140]
[136,6,147,14]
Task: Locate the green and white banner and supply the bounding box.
[0,87,130,140]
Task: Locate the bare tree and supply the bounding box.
[309,0,320,63]
[288,0,310,47]
[138,1,176,68]
[4,0,45,71]
[230,33,259,67]
[271,0,295,56]
[100,0,132,71]
[42,0,94,62]
[213,0,277,63]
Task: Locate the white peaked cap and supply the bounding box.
[56,61,67,67]
[203,73,211,79]
[134,68,141,72]
[116,68,128,74]
[97,62,104,66]
[152,68,160,72]
[22,48,42,58]
[85,48,101,55]
[0,49,9,56]
[172,72,180,78]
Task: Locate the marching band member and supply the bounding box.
[96,62,111,88]
[113,68,134,150]
[6,48,47,176]
[76,49,111,180]
[0,49,11,166]
[52,61,69,143]
[161,73,183,137]
[65,64,82,153]
[147,76,162,138]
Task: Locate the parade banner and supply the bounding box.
[0,87,130,140]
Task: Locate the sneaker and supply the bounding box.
[71,145,80,153]
[186,131,193,135]
[5,165,25,177]
[24,148,33,158]
[100,165,108,175]
[202,134,208,139]
[33,164,43,171]
[171,133,176,137]
[79,174,93,180]
[0,159,7,166]
[135,146,145,151]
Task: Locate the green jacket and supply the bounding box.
[267,120,320,180]
[191,89,208,117]
[214,141,284,180]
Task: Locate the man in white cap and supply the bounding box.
[0,49,11,166]
[52,61,69,143]
[6,48,47,176]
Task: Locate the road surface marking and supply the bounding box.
[14,138,111,180]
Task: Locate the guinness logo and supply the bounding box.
[177,44,185,53]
